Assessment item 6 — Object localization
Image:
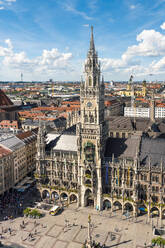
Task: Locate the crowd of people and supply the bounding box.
[0,184,39,221]
[0,190,24,221]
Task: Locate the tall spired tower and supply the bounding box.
[77,26,105,210]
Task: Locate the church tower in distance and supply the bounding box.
[77,26,105,210]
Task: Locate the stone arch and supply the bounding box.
[150,207,159,217]
[113,200,122,211]
[60,192,68,200]
[51,191,59,200]
[84,188,94,207]
[69,194,78,203]
[103,199,111,210]
[123,202,134,212]
[42,189,50,199]
[138,204,148,216]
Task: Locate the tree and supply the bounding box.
[152,236,165,248]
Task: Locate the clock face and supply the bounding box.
[87,102,92,108]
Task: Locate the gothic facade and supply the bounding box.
[36,27,165,219]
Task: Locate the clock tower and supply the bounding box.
[77,26,105,210]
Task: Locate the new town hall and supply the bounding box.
[36,27,165,219]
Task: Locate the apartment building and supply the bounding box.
[17,131,37,175]
[0,145,13,195]
[0,135,26,184]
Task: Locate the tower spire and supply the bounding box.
[90,26,95,52]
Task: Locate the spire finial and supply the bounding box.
[90,25,95,51]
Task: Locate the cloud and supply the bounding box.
[82,24,89,27]
[160,22,165,30]
[130,5,136,9]
[88,0,98,11]
[0,0,16,9]
[0,39,72,74]
[101,26,165,78]
[63,3,92,20]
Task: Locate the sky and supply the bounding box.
[1,0,165,81]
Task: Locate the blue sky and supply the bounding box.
[0,0,165,81]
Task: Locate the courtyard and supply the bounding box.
[0,203,163,248]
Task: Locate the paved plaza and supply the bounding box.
[0,205,163,248]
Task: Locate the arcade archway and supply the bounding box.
[103,199,111,210]
[113,201,122,211]
[150,207,159,218]
[51,191,59,200]
[42,190,50,199]
[138,204,147,216]
[84,189,94,207]
[70,194,78,203]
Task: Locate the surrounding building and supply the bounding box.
[0,130,37,194]
[0,135,26,184]
[36,27,165,220]
[118,79,147,97]
[0,145,13,195]
[16,131,37,175]
[0,120,20,131]
[124,105,165,118]
[0,89,20,122]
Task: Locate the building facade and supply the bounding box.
[0,145,14,195]
[36,27,165,219]
[0,131,37,194]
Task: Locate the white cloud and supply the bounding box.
[0,39,72,74]
[0,0,16,8]
[82,24,89,27]
[100,26,165,79]
[63,3,92,20]
[130,5,136,9]
[160,22,165,30]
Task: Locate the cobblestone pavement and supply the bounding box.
[0,205,163,248]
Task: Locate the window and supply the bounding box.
[89,76,92,86]
[122,133,125,138]
[110,132,113,137]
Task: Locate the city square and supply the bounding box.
[0,203,162,248]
